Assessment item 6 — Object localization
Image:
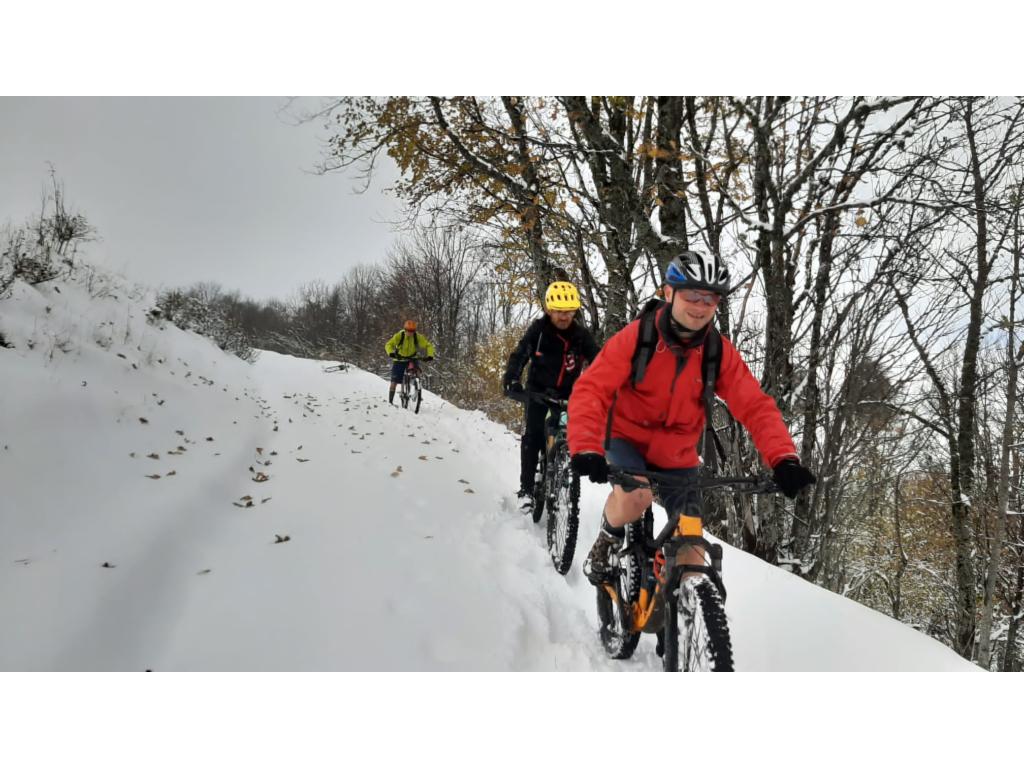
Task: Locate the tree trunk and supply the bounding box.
[949,100,992,660]
[977,208,1020,669]
[790,209,837,561]
[655,96,686,263]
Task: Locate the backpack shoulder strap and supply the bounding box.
[700,326,722,408]
[629,299,664,387]
[700,326,724,472]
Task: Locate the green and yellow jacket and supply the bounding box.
[385,330,436,360]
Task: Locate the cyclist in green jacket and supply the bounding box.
[385,320,437,405]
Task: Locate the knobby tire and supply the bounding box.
[663,576,734,672]
[546,441,580,575]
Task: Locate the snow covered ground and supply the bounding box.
[0,267,979,671]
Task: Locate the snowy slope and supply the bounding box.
[0,269,979,671]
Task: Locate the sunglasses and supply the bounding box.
[677,289,722,307]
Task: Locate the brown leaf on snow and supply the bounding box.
[261,497,271,504]
[102,561,116,568]
[147,453,160,460]
[390,471,401,478]
[256,447,263,455]
[175,430,185,436]
[197,569,211,575]
[297,458,310,463]
[274,534,291,544]
[270,451,278,456]
[139,417,149,424]
[458,479,470,484]
[166,470,177,477]
[206,436,214,442]
[418,455,428,461]
[464,488,475,494]
[252,472,270,483]
[146,474,162,479]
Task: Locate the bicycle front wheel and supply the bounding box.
[401,376,410,409]
[663,575,733,671]
[413,377,422,414]
[531,450,547,524]
[546,441,580,575]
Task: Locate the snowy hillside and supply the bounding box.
[0,268,979,671]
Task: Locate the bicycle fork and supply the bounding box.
[632,515,725,634]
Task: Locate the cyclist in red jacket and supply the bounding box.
[567,250,815,585]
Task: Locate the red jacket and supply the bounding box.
[567,307,798,470]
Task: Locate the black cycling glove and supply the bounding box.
[572,452,608,484]
[772,458,816,499]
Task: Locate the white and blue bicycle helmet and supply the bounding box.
[664,250,730,294]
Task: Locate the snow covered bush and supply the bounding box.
[0,175,96,296]
[157,285,258,362]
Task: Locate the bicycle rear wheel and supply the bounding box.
[413,377,422,414]
[596,524,642,659]
[546,440,580,575]
[663,575,733,671]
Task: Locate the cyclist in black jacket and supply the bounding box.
[503,281,600,514]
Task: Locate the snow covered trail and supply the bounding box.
[158,352,626,671]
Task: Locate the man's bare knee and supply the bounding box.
[605,486,652,527]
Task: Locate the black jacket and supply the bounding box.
[503,316,600,397]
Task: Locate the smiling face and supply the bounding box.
[547,309,575,330]
[664,285,720,331]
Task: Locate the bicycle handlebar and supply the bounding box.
[607,464,779,495]
[505,390,568,408]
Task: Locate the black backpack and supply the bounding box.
[613,298,726,471]
[397,330,419,352]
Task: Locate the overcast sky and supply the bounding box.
[0,97,402,302]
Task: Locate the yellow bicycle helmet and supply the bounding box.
[544,281,581,311]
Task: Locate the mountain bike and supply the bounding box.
[507,390,581,574]
[596,466,778,671]
[397,357,430,413]
[532,392,580,573]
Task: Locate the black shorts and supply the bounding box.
[605,438,702,517]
